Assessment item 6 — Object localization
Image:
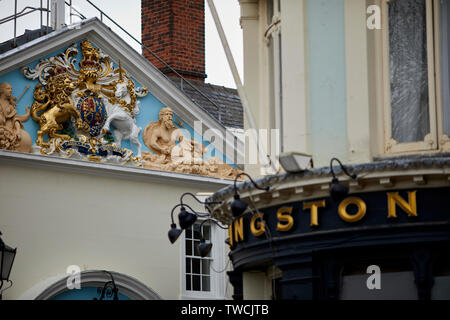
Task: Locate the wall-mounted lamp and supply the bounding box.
[0,231,16,300]
[231,173,270,218]
[197,219,228,258]
[279,152,313,173]
[167,193,221,244]
[329,158,357,202]
[178,206,198,230]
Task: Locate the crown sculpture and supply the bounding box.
[22,40,148,165]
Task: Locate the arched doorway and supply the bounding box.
[25,270,162,300]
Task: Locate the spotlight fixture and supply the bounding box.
[198,238,213,258]
[231,194,249,218]
[167,194,221,244]
[329,158,357,202]
[168,204,184,244]
[231,173,270,218]
[168,224,183,244]
[279,152,313,173]
[195,219,228,258]
[178,206,198,230]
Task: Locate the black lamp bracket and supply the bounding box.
[198,218,228,243]
[329,158,357,180]
[234,173,270,196]
[198,218,229,232]
[170,203,212,225]
[180,192,222,206]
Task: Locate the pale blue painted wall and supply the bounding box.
[0,40,232,165]
[307,0,348,164]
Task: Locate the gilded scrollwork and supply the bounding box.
[22,40,147,164]
[19,40,238,177]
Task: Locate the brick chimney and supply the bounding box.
[141,0,207,82]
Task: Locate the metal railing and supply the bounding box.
[0,0,227,123]
[0,0,51,48]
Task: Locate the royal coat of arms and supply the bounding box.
[22,40,148,165]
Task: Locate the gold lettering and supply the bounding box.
[338,197,367,223]
[303,200,326,227]
[250,213,265,237]
[387,191,417,218]
[234,217,245,243]
[277,207,294,232]
[228,224,234,247]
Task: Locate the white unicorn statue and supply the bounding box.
[102,77,146,157]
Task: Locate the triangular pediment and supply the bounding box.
[0,18,243,179]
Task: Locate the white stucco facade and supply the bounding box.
[0,150,233,300]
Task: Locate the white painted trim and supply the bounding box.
[380,0,439,154]
[280,0,310,156]
[344,0,372,164]
[180,219,229,300]
[0,18,244,164]
[435,0,450,151]
[0,150,234,189]
[19,270,162,300]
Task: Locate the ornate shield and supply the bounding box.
[77,94,107,137]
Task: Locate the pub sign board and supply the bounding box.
[228,188,450,249]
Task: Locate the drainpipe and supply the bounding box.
[51,0,66,30]
[206,0,278,174]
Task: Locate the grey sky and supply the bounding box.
[0,0,243,88]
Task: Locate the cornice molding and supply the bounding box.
[209,157,450,224]
[0,150,234,189]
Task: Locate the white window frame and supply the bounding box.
[381,0,439,154]
[379,0,450,154]
[435,0,450,150]
[180,218,228,300]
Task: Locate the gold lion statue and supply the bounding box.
[31,68,83,147]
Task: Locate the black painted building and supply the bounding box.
[208,156,450,300]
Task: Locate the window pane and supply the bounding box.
[186,227,192,239]
[193,275,201,291]
[202,259,210,275]
[340,272,418,300]
[194,240,200,257]
[440,0,450,134]
[186,275,191,291]
[432,276,450,299]
[192,258,201,274]
[193,225,201,240]
[202,276,211,292]
[186,258,191,274]
[389,0,430,143]
[203,225,211,241]
[186,239,192,256]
